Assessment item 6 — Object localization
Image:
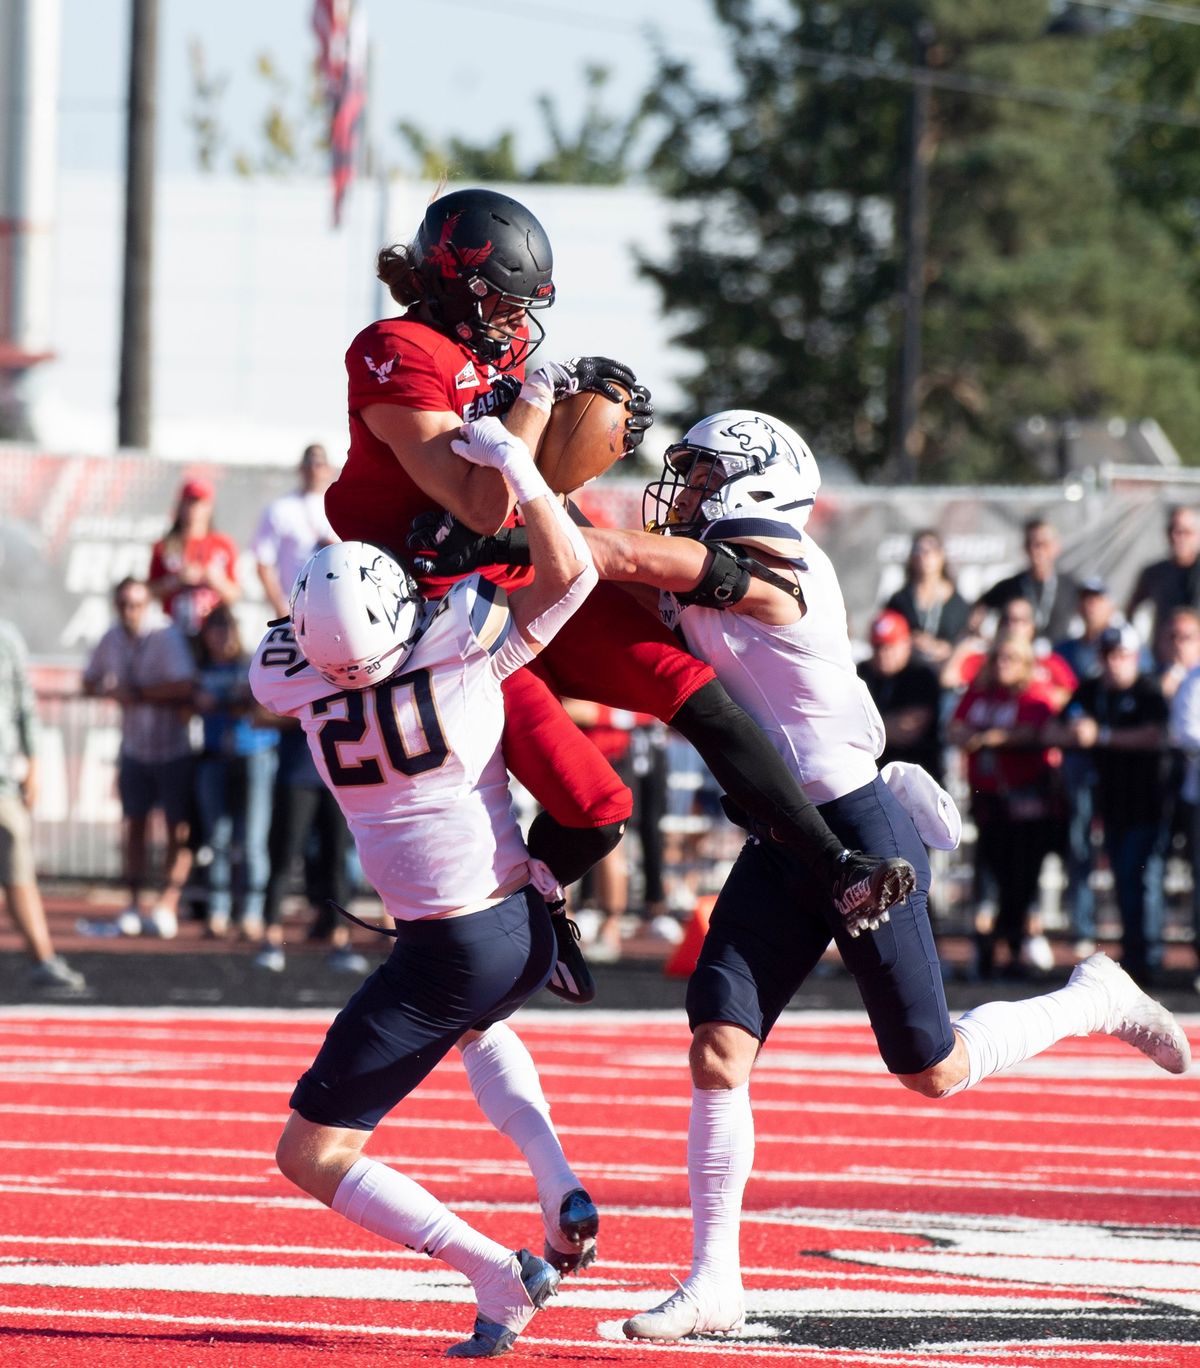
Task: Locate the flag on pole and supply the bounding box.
[312,0,366,227]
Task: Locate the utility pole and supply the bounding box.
[117,0,158,450]
[895,20,932,484]
[0,0,61,440]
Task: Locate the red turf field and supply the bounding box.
[0,1007,1197,1367]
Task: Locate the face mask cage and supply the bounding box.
[440,274,555,372]
[642,442,750,534]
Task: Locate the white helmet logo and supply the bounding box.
[722,415,786,466]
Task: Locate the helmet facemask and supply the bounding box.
[643,410,820,539]
[431,275,554,371]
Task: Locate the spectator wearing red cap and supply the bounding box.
[148,477,241,638]
[858,610,945,783]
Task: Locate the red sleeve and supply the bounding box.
[346,321,455,414]
[1044,652,1077,693]
[216,533,239,585]
[958,651,984,686]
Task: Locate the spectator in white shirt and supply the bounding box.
[253,445,339,618]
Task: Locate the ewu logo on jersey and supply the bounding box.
[364,353,399,385]
[454,361,479,390]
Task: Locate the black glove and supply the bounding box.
[488,374,521,415]
[542,356,637,403]
[624,383,654,454]
[407,512,531,577]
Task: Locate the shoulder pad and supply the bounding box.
[459,575,513,656]
[700,515,806,565]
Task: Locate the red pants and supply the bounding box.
[502,582,714,828]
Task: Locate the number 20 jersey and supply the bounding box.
[248,576,532,921]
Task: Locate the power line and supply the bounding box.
[788,41,1200,131]
[444,0,1200,132]
[1070,0,1200,25]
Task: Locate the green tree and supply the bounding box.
[395,124,523,182]
[643,0,1200,481]
[394,65,646,185]
[185,44,328,177]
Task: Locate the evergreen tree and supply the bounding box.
[643,0,1200,481]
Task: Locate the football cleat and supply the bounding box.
[831,851,915,937]
[623,1281,745,1342]
[1069,952,1191,1075]
[543,909,596,1004]
[543,1187,598,1274]
[446,1248,560,1358]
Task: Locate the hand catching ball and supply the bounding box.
[535,383,631,494]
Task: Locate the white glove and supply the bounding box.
[450,417,549,505]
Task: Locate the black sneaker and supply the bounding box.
[544,909,596,1004]
[831,851,915,937]
[543,1187,599,1274]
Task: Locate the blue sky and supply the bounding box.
[58,0,734,177]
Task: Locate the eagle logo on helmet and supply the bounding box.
[425,212,494,280]
[722,415,788,468]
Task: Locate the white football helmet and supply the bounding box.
[643,409,821,538]
[290,542,423,689]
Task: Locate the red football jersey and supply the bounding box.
[148,531,239,635]
[325,313,531,597]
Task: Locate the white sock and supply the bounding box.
[951,977,1104,1093]
[332,1157,509,1284]
[461,1024,579,1240]
[686,1083,754,1290]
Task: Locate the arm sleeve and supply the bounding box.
[670,679,845,874]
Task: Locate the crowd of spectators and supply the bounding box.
[860,512,1200,990]
[12,463,1200,995]
[71,453,368,978]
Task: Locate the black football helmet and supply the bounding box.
[411,189,555,371]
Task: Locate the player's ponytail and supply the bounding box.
[376,243,423,306]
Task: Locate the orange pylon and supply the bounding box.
[664,894,716,978]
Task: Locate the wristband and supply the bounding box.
[518,370,554,414]
[504,456,552,507]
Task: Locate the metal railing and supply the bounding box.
[26,691,1198,947]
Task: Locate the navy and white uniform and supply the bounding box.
[249,576,556,1129]
[666,529,953,1075]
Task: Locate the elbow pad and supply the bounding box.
[674,543,751,610]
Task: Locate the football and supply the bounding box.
[535,384,630,494]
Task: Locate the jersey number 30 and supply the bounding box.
[312,669,448,787]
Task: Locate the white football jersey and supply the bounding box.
[663,534,885,803]
[249,576,533,921]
